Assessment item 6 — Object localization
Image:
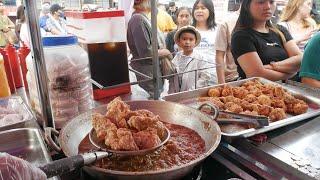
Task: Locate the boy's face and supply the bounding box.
[177,32,197,54]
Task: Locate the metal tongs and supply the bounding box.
[198,103,269,128]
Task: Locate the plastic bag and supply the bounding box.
[0,152,47,180]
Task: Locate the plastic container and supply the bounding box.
[0,96,34,128]
[65,10,130,100]
[0,54,11,97]
[26,36,93,129]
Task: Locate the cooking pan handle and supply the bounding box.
[44,127,62,153]
[39,152,111,178]
[198,103,219,120]
[39,154,84,178]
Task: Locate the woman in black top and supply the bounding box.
[231,0,302,81]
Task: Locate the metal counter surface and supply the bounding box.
[215,115,320,179]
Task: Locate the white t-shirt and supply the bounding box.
[278,21,316,51]
[19,23,30,48]
[194,28,217,84]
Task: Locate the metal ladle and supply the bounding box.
[89,126,171,156]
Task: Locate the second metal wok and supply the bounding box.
[58,100,221,180]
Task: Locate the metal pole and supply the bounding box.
[79,0,83,11]
[24,0,54,129]
[150,0,161,100]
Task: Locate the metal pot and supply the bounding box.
[58,100,221,180]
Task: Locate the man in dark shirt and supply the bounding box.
[127,0,171,98]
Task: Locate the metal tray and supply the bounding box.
[162,77,320,138]
[0,128,52,166]
[0,96,35,130]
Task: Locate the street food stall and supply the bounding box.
[0,0,320,179]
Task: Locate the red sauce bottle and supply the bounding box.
[18,44,30,91]
[6,44,23,88]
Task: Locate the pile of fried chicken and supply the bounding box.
[92,97,167,151]
[200,80,308,122]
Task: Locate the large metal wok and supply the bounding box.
[57,100,221,180]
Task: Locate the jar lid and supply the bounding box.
[42,36,78,46]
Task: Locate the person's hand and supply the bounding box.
[1,27,10,32]
[158,49,172,57]
[0,152,47,180]
[264,64,273,70]
[299,29,315,43]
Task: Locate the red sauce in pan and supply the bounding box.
[78,123,206,172]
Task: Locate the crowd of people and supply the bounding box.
[1,0,320,176]
[127,0,320,96]
[1,0,320,93]
[0,2,67,49]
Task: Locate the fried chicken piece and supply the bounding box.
[117,128,139,150]
[219,96,241,105]
[250,104,260,112]
[133,128,161,149]
[292,100,308,115]
[231,97,242,105]
[105,128,139,151]
[125,109,155,119]
[128,115,166,139]
[261,84,274,97]
[244,94,257,103]
[92,113,117,141]
[232,87,249,99]
[271,98,287,111]
[285,103,295,114]
[257,105,273,117]
[225,102,243,114]
[104,126,119,149]
[240,101,260,112]
[219,97,227,103]
[273,86,286,98]
[285,97,308,115]
[92,113,108,131]
[241,80,255,88]
[105,97,130,128]
[250,88,263,97]
[269,108,287,122]
[207,97,225,109]
[221,85,233,97]
[208,87,222,97]
[198,97,225,110]
[240,100,252,111]
[257,94,272,106]
[284,93,296,104]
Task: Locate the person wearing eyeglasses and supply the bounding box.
[46,4,67,35]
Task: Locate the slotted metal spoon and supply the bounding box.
[89,126,171,156]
